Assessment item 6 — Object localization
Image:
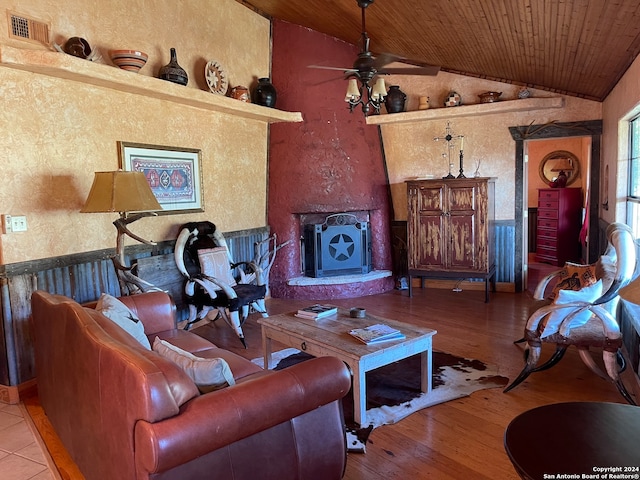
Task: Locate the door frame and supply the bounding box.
[509,120,603,292]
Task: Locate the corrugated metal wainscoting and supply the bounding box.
[0,227,269,387]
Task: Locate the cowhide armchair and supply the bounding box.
[174,221,285,347]
[504,222,637,404]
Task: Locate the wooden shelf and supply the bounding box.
[366,97,565,126]
[0,45,303,124]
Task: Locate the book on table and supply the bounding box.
[349,323,406,345]
[295,304,339,319]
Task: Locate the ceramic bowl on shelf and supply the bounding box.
[478,91,502,103]
[64,37,92,58]
[109,50,148,73]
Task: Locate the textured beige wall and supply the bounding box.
[602,54,640,225]
[0,0,271,264]
[379,71,601,221]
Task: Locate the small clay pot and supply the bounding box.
[230,85,251,102]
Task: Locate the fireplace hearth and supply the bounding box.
[303,213,372,278]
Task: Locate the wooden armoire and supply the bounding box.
[406,177,496,302]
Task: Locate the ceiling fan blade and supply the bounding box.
[373,52,440,71]
[307,65,357,72]
[372,52,403,69]
[378,65,441,76]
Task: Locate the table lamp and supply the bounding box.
[81,171,162,294]
[550,157,574,188]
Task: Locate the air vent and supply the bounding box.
[7,11,50,45]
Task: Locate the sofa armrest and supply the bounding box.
[134,356,351,474]
[118,291,177,334]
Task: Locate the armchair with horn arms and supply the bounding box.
[174,221,285,347]
[504,222,637,404]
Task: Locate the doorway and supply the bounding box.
[524,136,592,292]
[510,120,603,292]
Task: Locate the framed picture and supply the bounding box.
[118,142,204,214]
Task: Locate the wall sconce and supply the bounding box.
[81,171,162,294]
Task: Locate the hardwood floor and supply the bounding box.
[26,287,637,479]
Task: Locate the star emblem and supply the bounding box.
[329,234,355,261]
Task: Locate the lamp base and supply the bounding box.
[556,170,568,188]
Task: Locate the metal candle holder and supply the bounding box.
[457,150,466,178]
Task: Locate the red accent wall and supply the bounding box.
[268,20,394,299]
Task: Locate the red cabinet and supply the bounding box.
[535,188,583,266]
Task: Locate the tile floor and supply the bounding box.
[0,402,57,480]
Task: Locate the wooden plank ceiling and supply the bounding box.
[237,0,640,101]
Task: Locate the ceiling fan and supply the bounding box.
[308,0,440,115]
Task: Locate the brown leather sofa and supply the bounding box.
[31,290,352,480]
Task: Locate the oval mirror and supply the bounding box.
[538,150,581,186]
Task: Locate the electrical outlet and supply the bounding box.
[11,215,27,232]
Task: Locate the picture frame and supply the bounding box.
[118,141,204,214]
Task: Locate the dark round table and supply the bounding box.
[504,402,640,480]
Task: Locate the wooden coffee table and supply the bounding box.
[258,309,437,426]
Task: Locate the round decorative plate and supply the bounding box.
[205,60,229,95]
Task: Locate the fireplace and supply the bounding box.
[303,213,372,278]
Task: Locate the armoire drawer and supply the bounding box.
[537,218,558,230]
[537,209,559,220]
[536,236,558,249]
[539,189,560,201]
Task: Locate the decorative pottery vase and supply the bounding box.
[230,85,251,102]
[159,48,188,86]
[254,77,277,107]
[418,96,430,110]
[64,37,91,59]
[444,91,462,107]
[518,87,531,99]
[555,171,568,188]
[385,85,406,113]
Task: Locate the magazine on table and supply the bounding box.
[295,304,339,319]
[349,323,406,345]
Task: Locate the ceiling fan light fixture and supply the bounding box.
[371,77,386,101]
[345,78,362,102]
[345,75,385,116]
[310,0,438,117]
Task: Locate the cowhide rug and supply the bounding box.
[252,348,508,453]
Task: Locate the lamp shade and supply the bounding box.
[345,78,361,102]
[81,171,161,213]
[371,77,387,101]
[550,157,574,172]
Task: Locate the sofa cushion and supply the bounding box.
[96,293,151,349]
[153,337,235,393]
[550,262,597,299]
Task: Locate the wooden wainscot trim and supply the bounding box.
[0,378,37,404]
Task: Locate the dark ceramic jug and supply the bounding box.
[385,85,406,113]
[159,48,188,86]
[254,77,277,107]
